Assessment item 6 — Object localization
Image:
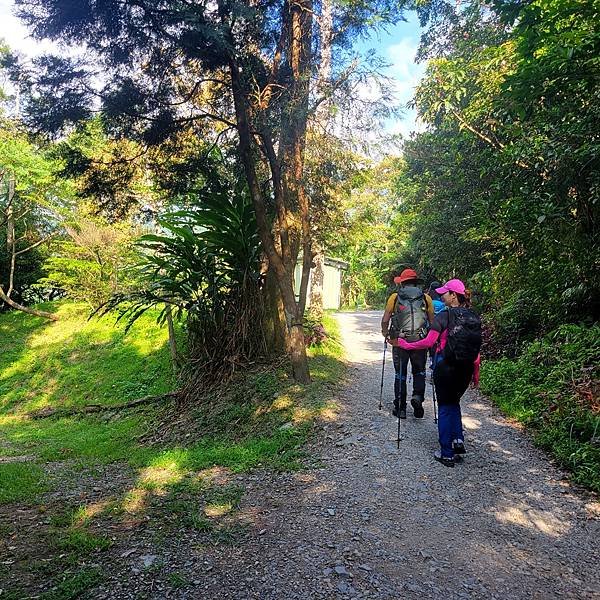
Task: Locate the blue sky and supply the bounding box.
[0,1,425,139]
[356,14,426,139]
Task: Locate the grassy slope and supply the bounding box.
[0,302,175,414]
[0,304,345,598]
[0,304,344,504]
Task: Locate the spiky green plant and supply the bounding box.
[98,181,266,389]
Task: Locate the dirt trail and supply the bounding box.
[12,311,597,599]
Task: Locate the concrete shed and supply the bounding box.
[294,256,349,310]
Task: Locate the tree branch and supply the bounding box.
[14,233,56,257]
[0,285,58,320]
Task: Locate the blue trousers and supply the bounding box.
[437,404,464,458]
[433,358,472,458]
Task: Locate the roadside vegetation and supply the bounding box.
[481,325,600,493]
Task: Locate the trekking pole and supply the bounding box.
[431,376,438,424]
[397,409,402,449]
[378,339,387,410]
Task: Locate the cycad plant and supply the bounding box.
[100,181,266,392]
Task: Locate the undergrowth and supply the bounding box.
[481,323,600,493]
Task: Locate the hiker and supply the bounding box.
[381,268,435,419]
[428,281,446,315]
[397,279,481,467]
[427,281,446,368]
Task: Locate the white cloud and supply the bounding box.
[385,37,427,121]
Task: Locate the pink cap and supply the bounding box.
[435,278,466,295]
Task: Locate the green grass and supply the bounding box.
[0,301,345,499]
[39,567,104,600]
[0,303,346,597]
[0,462,46,503]
[168,572,188,589]
[481,323,600,492]
[0,301,177,414]
[54,528,113,555]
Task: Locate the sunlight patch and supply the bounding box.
[271,395,292,410]
[122,487,150,514]
[204,503,232,518]
[139,462,186,490]
[462,416,482,430]
[74,500,112,526]
[494,505,568,537]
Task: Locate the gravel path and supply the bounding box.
[109,310,598,600]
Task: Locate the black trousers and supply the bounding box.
[432,358,474,405]
[392,346,427,408]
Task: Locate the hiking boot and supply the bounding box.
[433,450,455,468]
[392,404,407,419]
[452,439,466,455]
[411,396,424,419]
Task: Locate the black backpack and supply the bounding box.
[390,286,429,342]
[443,307,482,364]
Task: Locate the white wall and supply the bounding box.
[294,262,344,309]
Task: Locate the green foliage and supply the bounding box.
[0,121,74,303]
[101,171,266,383]
[54,118,157,220]
[481,324,600,492]
[328,157,407,308]
[397,0,600,346]
[40,212,142,308]
[0,462,46,504]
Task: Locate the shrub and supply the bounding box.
[481,324,600,492]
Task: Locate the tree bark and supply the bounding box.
[228,58,311,383]
[308,0,332,320]
[218,0,312,384]
[309,246,325,321]
[0,285,58,320]
[277,0,313,382]
[263,264,288,354]
[6,178,16,297]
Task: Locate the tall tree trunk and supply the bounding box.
[218,0,312,383]
[316,0,333,121]
[278,0,314,378]
[228,58,311,383]
[309,248,325,320]
[263,265,287,354]
[6,178,16,297]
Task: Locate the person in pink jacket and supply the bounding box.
[397,279,481,467]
